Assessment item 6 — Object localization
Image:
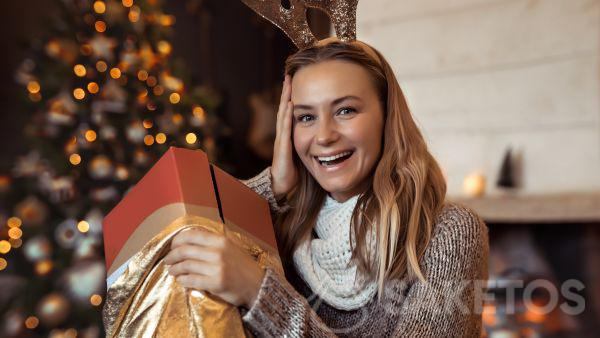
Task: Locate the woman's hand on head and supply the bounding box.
[164,228,265,309]
[271,75,298,201]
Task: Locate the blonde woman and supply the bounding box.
[164,39,489,337]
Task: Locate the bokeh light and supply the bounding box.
[185,133,197,144]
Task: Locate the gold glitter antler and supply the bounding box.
[241,0,318,50]
[304,0,358,42]
[242,0,359,49]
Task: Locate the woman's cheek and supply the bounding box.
[293,130,309,158]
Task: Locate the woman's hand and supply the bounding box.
[271,75,298,200]
[164,228,265,309]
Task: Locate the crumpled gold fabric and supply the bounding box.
[103,215,283,338]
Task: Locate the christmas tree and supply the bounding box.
[0,0,227,336]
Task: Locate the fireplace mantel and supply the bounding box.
[449,192,600,223]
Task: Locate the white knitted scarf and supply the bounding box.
[293,194,378,310]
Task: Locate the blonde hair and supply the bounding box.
[277,40,447,299]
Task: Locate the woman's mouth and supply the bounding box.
[314,150,354,168]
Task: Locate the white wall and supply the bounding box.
[356,0,600,196]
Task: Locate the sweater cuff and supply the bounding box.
[241,167,291,214]
[241,266,297,335]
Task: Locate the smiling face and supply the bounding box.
[291,60,385,202]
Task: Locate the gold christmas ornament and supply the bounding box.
[241,0,359,49]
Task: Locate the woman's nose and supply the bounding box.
[315,119,339,146]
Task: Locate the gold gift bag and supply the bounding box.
[103,215,283,338]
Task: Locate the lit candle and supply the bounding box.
[463,172,486,197]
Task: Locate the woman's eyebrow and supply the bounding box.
[331,95,361,106]
[293,95,362,110]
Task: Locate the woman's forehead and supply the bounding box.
[291,60,376,104]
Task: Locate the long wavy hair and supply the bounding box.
[276,40,447,299]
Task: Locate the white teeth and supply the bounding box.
[316,151,352,162]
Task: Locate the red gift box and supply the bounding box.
[102,147,277,285]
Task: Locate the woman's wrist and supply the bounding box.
[244,266,266,309]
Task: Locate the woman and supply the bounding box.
[164,39,489,337]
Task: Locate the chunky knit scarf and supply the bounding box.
[293,194,377,311]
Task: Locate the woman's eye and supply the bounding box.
[337,107,356,116]
[297,114,314,123]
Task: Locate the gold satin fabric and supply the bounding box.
[103,215,283,338]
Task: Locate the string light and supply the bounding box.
[122,0,133,8]
[35,260,53,275]
[143,135,155,146]
[73,64,86,77]
[152,85,164,96]
[137,70,149,81]
[95,20,107,33]
[146,76,157,87]
[155,133,167,144]
[73,88,85,100]
[142,119,153,129]
[69,153,82,165]
[172,114,183,124]
[110,68,121,79]
[93,1,106,14]
[8,227,22,239]
[115,165,129,180]
[77,221,90,233]
[160,15,176,26]
[157,41,172,55]
[193,106,206,121]
[128,6,140,22]
[90,294,103,306]
[84,130,97,142]
[0,258,7,271]
[96,61,108,72]
[80,44,93,56]
[25,316,39,329]
[169,93,180,104]
[27,81,40,94]
[87,82,99,94]
[0,240,11,254]
[9,238,22,248]
[7,217,22,228]
[185,133,197,144]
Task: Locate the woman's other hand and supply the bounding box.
[271,75,298,201]
[164,228,265,309]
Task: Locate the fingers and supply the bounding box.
[175,274,219,292]
[168,259,218,277]
[276,75,292,136]
[164,244,221,265]
[170,228,226,250]
[281,101,293,142]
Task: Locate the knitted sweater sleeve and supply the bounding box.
[389,204,489,337]
[240,166,290,215]
[239,204,488,338]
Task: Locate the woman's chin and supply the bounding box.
[319,183,355,200]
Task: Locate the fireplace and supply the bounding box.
[453,193,600,338]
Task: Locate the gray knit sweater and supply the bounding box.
[240,167,489,337]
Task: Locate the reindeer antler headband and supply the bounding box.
[241,0,359,50]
